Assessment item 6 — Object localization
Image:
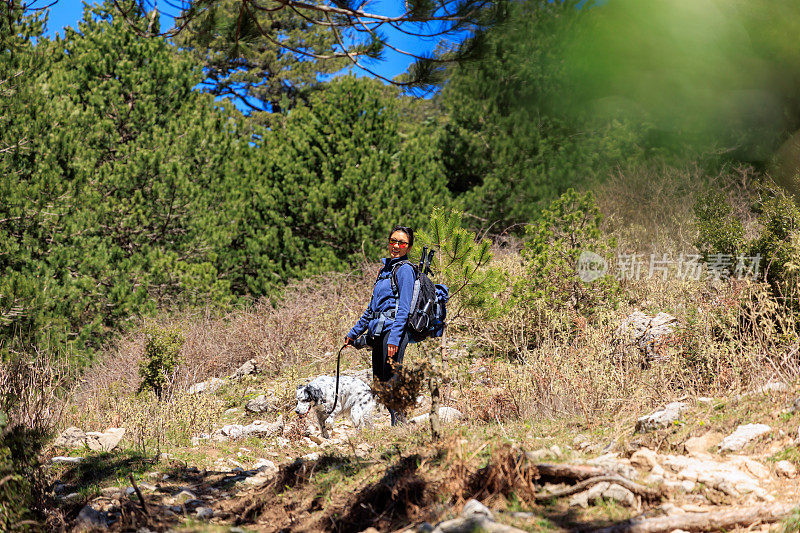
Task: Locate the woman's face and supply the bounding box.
[389,230,411,259]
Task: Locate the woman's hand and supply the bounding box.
[387,344,398,358]
[344,336,353,347]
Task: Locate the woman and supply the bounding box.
[345,225,416,426]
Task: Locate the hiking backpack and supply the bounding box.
[390,247,449,342]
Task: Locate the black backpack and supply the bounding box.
[390,247,449,342]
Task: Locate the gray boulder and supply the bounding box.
[55,427,87,448]
[245,394,274,413]
[75,505,108,531]
[615,311,678,362]
[230,358,259,380]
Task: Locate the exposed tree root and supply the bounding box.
[534,474,663,502]
[531,461,609,481]
[590,502,798,533]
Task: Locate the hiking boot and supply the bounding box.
[390,410,407,427]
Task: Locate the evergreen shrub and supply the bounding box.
[137,324,184,398]
[516,189,620,319]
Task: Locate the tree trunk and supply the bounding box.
[429,333,444,440]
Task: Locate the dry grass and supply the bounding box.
[0,345,74,435]
[595,162,761,255]
[55,164,800,458]
[60,265,378,451]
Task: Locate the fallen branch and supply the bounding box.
[591,502,798,533]
[531,461,609,481]
[535,475,663,502]
[128,474,150,517]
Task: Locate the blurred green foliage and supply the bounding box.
[437,0,646,228]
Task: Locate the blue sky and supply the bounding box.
[42,1,446,83]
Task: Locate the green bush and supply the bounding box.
[695,184,800,306]
[751,190,800,298]
[137,325,184,398]
[516,189,620,318]
[694,191,747,259]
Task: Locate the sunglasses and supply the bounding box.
[388,238,409,248]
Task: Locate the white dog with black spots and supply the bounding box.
[295,375,375,438]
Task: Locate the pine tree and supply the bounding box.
[174,0,348,122]
[235,76,450,283]
[417,207,501,439]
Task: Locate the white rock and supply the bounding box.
[586,453,638,480]
[662,454,765,499]
[243,474,273,487]
[51,456,84,464]
[684,432,723,455]
[660,503,685,515]
[230,358,258,380]
[85,427,126,452]
[718,424,771,452]
[410,406,463,425]
[549,445,563,458]
[302,452,320,461]
[243,415,284,438]
[775,460,797,478]
[461,499,493,519]
[569,490,590,508]
[615,311,678,361]
[630,448,660,470]
[636,402,688,432]
[600,483,637,507]
[253,459,278,475]
[188,377,226,395]
[728,456,770,480]
[173,490,197,504]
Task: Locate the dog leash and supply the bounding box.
[328,343,346,414]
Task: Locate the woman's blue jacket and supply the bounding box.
[348,256,415,347]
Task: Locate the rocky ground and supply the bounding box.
[45,363,800,532]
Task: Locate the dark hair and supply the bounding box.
[390,225,414,247]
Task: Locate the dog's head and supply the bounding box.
[295,383,324,415]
